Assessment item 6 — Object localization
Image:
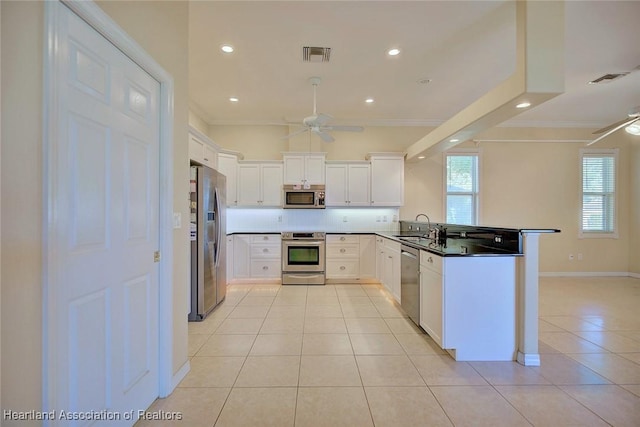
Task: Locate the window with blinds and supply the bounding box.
[580,149,617,236]
[445,152,479,225]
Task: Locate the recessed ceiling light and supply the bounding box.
[387,48,400,56]
[625,123,640,135]
[365,98,375,104]
[221,45,234,53]
[449,138,459,143]
[418,156,426,159]
[229,97,239,102]
[516,101,531,109]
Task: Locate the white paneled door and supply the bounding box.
[49,3,160,424]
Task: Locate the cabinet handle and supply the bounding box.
[263,266,269,270]
[263,236,268,240]
[340,248,346,253]
[340,266,346,270]
[340,236,345,241]
[263,248,269,253]
[428,257,433,263]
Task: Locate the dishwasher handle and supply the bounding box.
[401,250,418,260]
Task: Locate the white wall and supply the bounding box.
[1,2,44,419]
[630,140,640,276]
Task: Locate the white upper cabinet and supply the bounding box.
[188,127,218,169]
[237,161,283,207]
[217,152,239,206]
[283,153,326,185]
[325,162,370,206]
[368,153,404,206]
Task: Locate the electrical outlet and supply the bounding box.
[494,235,503,244]
[173,212,181,229]
[392,215,398,222]
[569,254,574,261]
[277,215,282,223]
[376,216,381,222]
[383,216,388,222]
[343,216,348,222]
[577,253,583,261]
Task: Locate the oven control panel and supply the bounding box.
[281,231,326,240]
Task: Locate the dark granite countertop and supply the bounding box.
[376,232,523,257]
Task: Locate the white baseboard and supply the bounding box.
[539,271,635,278]
[168,360,190,395]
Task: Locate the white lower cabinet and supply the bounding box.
[232,234,281,282]
[326,235,360,280]
[376,236,400,302]
[359,235,376,279]
[419,252,443,347]
[418,253,517,361]
[226,235,234,282]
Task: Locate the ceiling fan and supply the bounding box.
[588,106,640,145]
[283,77,363,143]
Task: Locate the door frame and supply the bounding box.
[42,0,175,413]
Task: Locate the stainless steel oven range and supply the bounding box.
[281,232,326,285]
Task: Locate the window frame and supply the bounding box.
[443,149,481,226]
[579,148,618,239]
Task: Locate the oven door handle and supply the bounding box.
[283,241,325,246]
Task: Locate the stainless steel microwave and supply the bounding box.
[283,185,325,209]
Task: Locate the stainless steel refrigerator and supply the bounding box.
[189,165,226,321]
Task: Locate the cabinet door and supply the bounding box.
[237,164,261,206]
[376,237,385,283]
[203,145,217,169]
[359,235,376,279]
[260,163,283,206]
[188,134,205,164]
[305,155,326,184]
[384,252,394,297]
[233,235,251,278]
[370,156,404,206]
[347,164,371,206]
[325,164,348,206]
[420,267,443,347]
[217,153,238,206]
[283,155,305,184]
[390,250,401,302]
[226,236,234,282]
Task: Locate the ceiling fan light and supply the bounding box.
[625,123,640,135]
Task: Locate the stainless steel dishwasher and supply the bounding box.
[400,245,420,326]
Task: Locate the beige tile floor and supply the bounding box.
[139,276,640,426]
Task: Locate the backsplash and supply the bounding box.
[227,208,401,233]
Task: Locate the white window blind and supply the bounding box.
[445,153,478,225]
[581,150,616,234]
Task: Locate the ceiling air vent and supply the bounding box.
[588,72,629,84]
[303,46,331,63]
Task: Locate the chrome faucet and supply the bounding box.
[415,213,432,238]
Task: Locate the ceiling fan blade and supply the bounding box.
[593,116,637,135]
[282,128,309,139]
[314,130,335,143]
[325,125,364,132]
[587,117,639,146]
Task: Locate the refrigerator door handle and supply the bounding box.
[214,187,221,267]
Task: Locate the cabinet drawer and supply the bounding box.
[251,244,281,259]
[326,244,359,258]
[326,259,359,278]
[326,234,359,244]
[251,234,281,243]
[420,251,442,274]
[250,260,281,277]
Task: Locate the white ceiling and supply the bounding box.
[189,1,640,132]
